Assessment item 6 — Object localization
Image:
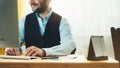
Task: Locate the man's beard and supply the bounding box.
[34,1,47,14]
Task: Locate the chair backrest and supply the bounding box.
[111,27,120,61]
[71,48,76,54]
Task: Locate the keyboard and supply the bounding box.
[0,55,39,60]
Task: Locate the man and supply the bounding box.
[6,0,76,57]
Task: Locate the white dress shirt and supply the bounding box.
[19,10,76,56]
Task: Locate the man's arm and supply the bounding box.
[43,18,76,56]
[19,17,26,45]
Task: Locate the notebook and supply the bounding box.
[87,36,108,60]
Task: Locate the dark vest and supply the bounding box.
[25,12,61,48]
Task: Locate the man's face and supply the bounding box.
[29,0,50,13]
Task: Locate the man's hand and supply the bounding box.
[25,46,45,57]
[5,48,20,56]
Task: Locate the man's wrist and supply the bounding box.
[41,49,46,57]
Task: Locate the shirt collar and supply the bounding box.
[36,9,52,21]
[45,9,52,20]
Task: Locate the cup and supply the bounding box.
[0,48,5,55]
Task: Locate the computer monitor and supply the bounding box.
[0,0,19,48]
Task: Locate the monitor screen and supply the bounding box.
[0,0,19,48]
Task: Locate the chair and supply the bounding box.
[111,27,120,61]
[71,48,76,54]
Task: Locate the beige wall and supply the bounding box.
[18,0,32,19]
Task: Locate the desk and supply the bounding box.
[0,55,119,68]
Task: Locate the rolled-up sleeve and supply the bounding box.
[43,18,76,56]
